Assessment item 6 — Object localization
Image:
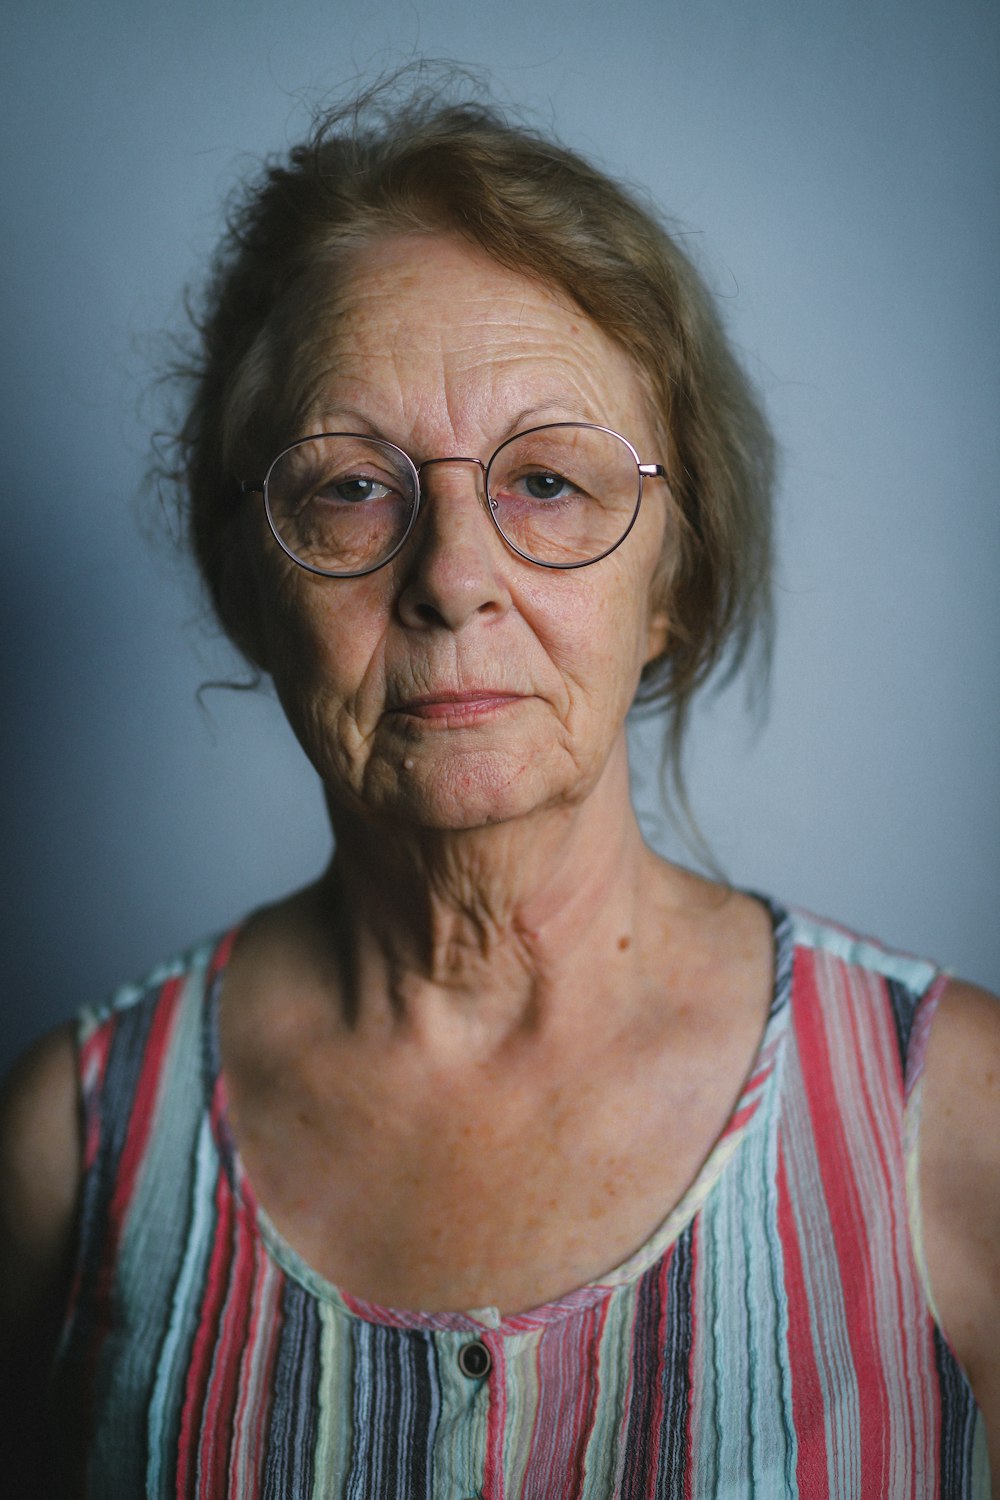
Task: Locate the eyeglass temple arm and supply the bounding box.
[639,464,667,480]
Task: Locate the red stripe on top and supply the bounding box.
[682,1223,699,1500]
[207,927,240,984]
[231,1241,284,1496]
[791,949,901,1498]
[176,1162,235,1498]
[583,1295,613,1491]
[775,1134,830,1500]
[725,1099,762,1136]
[197,1194,257,1496]
[481,1331,507,1499]
[860,967,941,1489]
[79,1024,113,1170]
[106,977,185,1237]
[643,1250,673,1500]
[63,1027,116,1330]
[526,1294,612,1494]
[63,978,184,1493]
[91,977,184,1335]
[719,1040,780,1143]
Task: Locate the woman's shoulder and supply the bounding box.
[920,974,1000,1111]
[0,930,231,1484]
[920,976,1000,1209]
[0,929,234,1333]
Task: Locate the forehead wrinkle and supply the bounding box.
[294,236,659,457]
[309,330,637,447]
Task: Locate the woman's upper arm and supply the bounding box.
[918,977,1000,1481]
[0,1024,82,1330]
[0,1025,82,1488]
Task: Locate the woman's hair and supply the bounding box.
[173,72,775,785]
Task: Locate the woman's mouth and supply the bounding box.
[390,690,526,723]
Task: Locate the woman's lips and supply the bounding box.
[390,691,526,723]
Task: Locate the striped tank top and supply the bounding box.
[51,901,990,1497]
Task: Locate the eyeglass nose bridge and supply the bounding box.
[417,456,486,475]
[413,454,498,519]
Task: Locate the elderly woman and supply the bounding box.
[1,90,997,1498]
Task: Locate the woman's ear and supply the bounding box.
[643,479,678,668]
[644,606,670,667]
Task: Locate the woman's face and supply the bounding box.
[248,234,672,833]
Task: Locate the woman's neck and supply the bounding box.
[309,738,676,1057]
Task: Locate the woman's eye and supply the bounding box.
[322,475,393,505]
[520,470,572,501]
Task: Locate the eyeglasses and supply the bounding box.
[241,422,666,577]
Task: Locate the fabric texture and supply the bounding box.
[50,900,990,1498]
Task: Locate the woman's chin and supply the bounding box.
[340,746,577,835]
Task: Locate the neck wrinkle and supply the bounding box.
[316,747,656,1049]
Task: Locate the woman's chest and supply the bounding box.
[226,1043,734,1315]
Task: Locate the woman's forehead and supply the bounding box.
[323,235,604,362]
[288,233,654,444]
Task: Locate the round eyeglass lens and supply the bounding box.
[264,434,419,577]
[485,424,643,567]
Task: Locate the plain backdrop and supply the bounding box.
[1,0,997,1074]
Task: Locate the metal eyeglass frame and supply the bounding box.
[241,421,667,578]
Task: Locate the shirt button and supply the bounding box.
[457,1339,492,1378]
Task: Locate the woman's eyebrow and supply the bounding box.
[306,405,384,434]
[503,403,588,431]
[303,401,597,446]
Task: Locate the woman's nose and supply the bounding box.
[396,459,512,631]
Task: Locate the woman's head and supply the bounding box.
[175,77,774,781]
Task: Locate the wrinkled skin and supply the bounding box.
[246,233,672,840]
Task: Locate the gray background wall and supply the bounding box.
[2,0,997,1073]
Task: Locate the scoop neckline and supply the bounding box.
[203,895,793,1335]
